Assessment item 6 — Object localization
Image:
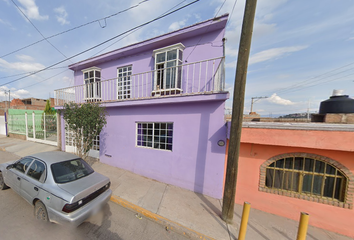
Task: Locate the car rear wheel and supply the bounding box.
[34,201,49,222]
[0,172,9,190]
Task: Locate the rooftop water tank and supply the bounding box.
[319,90,354,114]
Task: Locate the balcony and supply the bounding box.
[54,57,225,107]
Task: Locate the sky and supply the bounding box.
[0,0,354,117]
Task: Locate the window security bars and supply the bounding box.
[265,157,347,202]
[65,123,100,151]
[136,122,173,151]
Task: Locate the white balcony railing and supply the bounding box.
[55,57,225,106]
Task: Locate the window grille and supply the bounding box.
[136,122,173,151]
[265,156,347,202]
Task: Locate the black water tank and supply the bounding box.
[319,91,354,114]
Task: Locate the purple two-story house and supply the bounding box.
[55,14,229,199]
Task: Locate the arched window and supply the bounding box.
[259,153,354,209]
[266,157,346,201]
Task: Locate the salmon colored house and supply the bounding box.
[226,122,354,238]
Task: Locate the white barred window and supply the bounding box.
[65,123,99,151]
[117,65,132,100]
[136,122,173,151]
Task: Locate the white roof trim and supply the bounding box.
[82,66,101,72]
[152,43,185,56]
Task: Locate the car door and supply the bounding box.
[6,158,34,195]
[20,160,46,204]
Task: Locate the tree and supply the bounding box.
[44,99,55,115]
[42,99,56,138]
[62,102,107,160]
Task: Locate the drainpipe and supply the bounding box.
[222,38,226,90]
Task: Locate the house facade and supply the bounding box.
[226,122,354,238]
[55,15,229,199]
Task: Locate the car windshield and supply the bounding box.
[51,158,94,184]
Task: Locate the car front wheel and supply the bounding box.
[34,201,49,222]
[0,172,9,190]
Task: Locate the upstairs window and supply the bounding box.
[117,65,132,100]
[152,43,185,95]
[82,67,101,101]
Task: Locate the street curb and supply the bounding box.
[110,195,215,240]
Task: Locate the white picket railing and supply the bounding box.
[55,57,225,106]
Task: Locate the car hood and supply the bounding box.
[57,172,110,203]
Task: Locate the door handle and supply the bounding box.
[17,177,20,181]
[34,187,38,191]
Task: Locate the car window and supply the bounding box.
[27,160,46,182]
[51,158,94,184]
[14,158,34,173]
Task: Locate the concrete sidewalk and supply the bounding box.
[0,135,352,240]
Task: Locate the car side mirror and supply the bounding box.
[6,164,14,170]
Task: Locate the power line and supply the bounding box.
[276,72,354,95]
[19,0,192,90]
[10,0,71,61]
[91,0,189,57]
[1,0,151,59]
[185,0,227,61]
[0,66,67,80]
[227,0,238,27]
[272,61,354,95]
[0,0,199,87]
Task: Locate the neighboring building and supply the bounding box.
[10,97,55,110]
[226,122,354,238]
[55,15,229,198]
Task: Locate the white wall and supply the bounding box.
[0,116,6,135]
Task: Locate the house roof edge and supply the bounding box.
[68,13,229,70]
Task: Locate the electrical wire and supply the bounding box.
[0,0,199,87]
[91,0,189,57]
[20,0,193,90]
[0,0,151,59]
[271,61,354,95]
[185,0,227,61]
[10,0,71,61]
[0,66,67,80]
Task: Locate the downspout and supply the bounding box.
[222,37,226,90]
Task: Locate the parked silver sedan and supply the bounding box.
[0,151,112,226]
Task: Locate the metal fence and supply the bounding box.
[8,112,57,146]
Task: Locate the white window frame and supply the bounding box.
[136,122,173,151]
[117,65,132,100]
[82,67,101,101]
[152,43,185,95]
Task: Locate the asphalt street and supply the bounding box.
[0,151,190,240]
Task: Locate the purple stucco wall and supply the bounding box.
[60,15,229,199]
[100,94,228,198]
[72,26,225,87]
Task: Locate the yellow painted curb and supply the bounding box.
[110,195,215,240]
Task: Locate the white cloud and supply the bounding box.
[16,54,35,62]
[0,18,16,30]
[54,6,70,25]
[226,61,236,68]
[168,19,187,31]
[249,46,308,65]
[17,0,48,20]
[267,93,295,105]
[0,58,45,72]
[348,37,354,41]
[0,86,30,99]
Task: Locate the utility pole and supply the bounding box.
[250,96,267,113]
[307,99,310,122]
[222,0,258,223]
